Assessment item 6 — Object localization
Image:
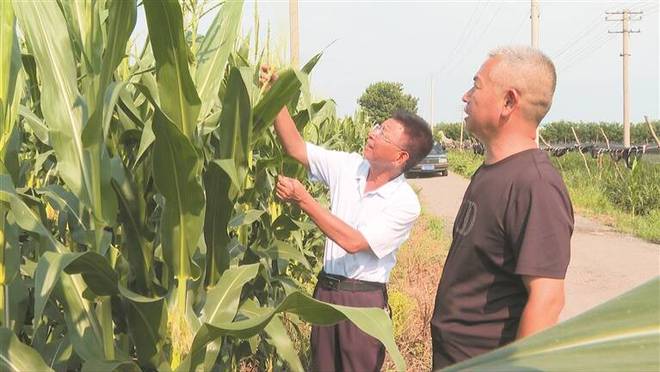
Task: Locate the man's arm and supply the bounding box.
[259,66,308,168]
[516,276,565,339]
[276,176,369,253]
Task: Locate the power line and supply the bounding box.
[444,1,503,76]
[435,0,486,76]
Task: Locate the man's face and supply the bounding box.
[462,58,503,140]
[363,118,409,170]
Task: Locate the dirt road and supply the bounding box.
[408,172,660,321]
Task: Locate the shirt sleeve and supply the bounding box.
[506,178,574,279]
[358,198,421,259]
[306,142,355,189]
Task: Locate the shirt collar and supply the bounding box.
[355,160,405,198]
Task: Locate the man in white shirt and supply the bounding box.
[261,66,434,372]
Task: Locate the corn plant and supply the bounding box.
[0,1,404,371]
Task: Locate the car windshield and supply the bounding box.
[428,143,445,155]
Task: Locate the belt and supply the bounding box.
[317,270,386,292]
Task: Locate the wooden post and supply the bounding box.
[572,126,592,177]
[599,126,611,149]
[460,120,465,151]
[644,115,660,147]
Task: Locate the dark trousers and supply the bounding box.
[311,276,389,372]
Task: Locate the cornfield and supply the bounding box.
[0,1,404,371]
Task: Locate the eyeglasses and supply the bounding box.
[371,123,408,153]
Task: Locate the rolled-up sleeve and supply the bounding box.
[306,142,354,189]
[358,199,421,259]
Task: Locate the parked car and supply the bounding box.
[406,142,448,177]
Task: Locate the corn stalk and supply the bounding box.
[2,1,405,371]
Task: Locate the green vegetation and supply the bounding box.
[357,81,419,124]
[446,277,660,371]
[447,150,660,243]
[0,1,405,371]
[434,120,660,145]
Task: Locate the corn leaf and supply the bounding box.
[14,1,107,225]
[185,290,406,372]
[144,0,200,140]
[204,67,252,284]
[0,327,53,372]
[252,69,303,139]
[152,107,205,282]
[195,0,244,121]
[119,286,169,369]
[444,278,660,371]
[0,0,22,181]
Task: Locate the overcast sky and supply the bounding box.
[137,1,659,124]
[237,0,659,125]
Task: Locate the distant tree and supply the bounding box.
[357,81,418,124]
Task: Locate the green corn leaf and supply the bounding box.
[152,106,205,283]
[204,67,252,285]
[14,0,114,227]
[18,105,49,145]
[240,300,304,372]
[202,263,260,324]
[252,69,303,139]
[228,209,264,229]
[217,67,252,175]
[53,273,106,361]
[196,263,260,369]
[195,0,244,121]
[0,0,23,182]
[144,0,201,140]
[34,251,118,329]
[119,286,169,369]
[0,175,65,253]
[203,163,234,284]
[0,327,53,372]
[110,159,152,294]
[81,359,141,372]
[185,290,406,372]
[444,278,660,371]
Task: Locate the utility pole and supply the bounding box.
[289,0,300,67]
[531,0,540,48]
[531,0,540,145]
[607,9,642,148]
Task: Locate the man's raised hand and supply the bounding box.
[259,65,278,91]
[275,175,308,205]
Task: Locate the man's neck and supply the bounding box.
[365,165,400,193]
[483,133,538,165]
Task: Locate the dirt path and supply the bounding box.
[408,172,660,321]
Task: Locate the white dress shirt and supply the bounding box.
[306,142,421,283]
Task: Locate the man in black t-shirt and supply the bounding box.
[431,46,574,369]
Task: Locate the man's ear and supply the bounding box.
[502,88,520,118]
[397,150,410,169]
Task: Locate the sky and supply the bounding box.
[137,0,660,125]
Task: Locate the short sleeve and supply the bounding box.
[358,199,421,259]
[506,178,574,279]
[306,142,356,189]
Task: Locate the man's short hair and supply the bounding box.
[392,110,434,172]
[488,46,557,125]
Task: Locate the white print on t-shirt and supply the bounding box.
[455,200,477,236]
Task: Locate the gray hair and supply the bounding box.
[487,46,557,124]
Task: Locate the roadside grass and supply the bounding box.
[383,212,451,371]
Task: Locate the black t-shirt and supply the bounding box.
[431,149,574,369]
